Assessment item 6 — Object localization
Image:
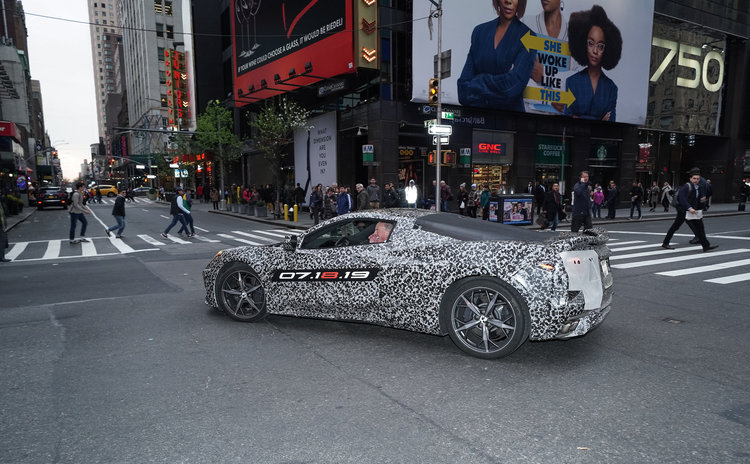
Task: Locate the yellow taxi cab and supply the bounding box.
[94,184,119,197]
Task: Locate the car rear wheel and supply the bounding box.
[215,263,267,322]
[107,192,116,197]
[440,277,530,359]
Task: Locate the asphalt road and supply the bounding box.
[1,205,748,463]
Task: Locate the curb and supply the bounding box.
[207,209,310,230]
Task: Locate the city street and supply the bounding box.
[1,205,749,463]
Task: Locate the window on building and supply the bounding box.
[155,23,164,37]
[104,57,112,63]
[94,2,98,6]
[103,34,109,41]
[96,27,100,32]
[165,1,173,16]
[160,95,168,107]
[103,20,107,25]
[97,43,101,48]
[95,11,99,16]
[98,51,102,56]
[154,1,163,15]
[95,19,99,24]
[159,70,166,84]
[157,46,165,60]
[166,24,173,39]
[102,3,106,8]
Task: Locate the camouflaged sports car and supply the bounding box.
[203,209,613,359]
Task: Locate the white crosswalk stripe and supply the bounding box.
[608,234,750,285]
[5,228,303,262]
[216,233,266,246]
[231,230,276,242]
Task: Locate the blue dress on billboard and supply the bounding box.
[457,18,537,112]
[563,69,618,121]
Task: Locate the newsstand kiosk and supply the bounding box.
[488,194,534,225]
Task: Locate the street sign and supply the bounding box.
[441,111,454,120]
[432,135,450,145]
[423,119,437,128]
[362,144,374,154]
[428,124,453,135]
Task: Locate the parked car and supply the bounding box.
[93,184,118,197]
[203,209,614,359]
[36,186,68,209]
[131,187,151,196]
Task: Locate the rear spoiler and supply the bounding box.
[549,227,609,251]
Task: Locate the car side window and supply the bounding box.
[300,219,377,250]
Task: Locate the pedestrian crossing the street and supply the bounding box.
[4,229,302,263]
[607,235,750,285]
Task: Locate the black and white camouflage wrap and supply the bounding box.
[203,209,613,341]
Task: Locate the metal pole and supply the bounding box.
[435,0,443,212]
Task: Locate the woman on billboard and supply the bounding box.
[563,5,622,121]
[457,0,537,112]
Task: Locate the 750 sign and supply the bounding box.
[650,37,724,92]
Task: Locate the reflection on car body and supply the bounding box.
[203,209,614,359]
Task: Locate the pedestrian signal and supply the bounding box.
[428,78,439,105]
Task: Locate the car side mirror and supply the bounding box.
[282,234,298,252]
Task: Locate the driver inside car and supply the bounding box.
[368,222,393,244]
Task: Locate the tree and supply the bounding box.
[194,100,243,198]
[252,96,309,215]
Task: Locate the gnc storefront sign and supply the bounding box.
[472,130,514,165]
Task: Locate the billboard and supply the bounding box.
[412,0,655,125]
[232,0,354,105]
[293,111,338,204]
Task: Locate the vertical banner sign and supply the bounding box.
[293,112,338,203]
[354,0,378,69]
[362,144,375,163]
[165,49,190,130]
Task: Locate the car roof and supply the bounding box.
[414,212,548,242]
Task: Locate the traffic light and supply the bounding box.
[428,78,439,105]
[428,151,437,165]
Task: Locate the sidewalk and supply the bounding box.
[191,198,748,231]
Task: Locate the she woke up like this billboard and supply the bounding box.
[232,0,354,104]
[412,0,655,125]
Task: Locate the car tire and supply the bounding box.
[440,277,530,359]
[107,192,116,197]
[215,263,267,322]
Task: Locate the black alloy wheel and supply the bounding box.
[440,277,530,359]
[215,263,267,322]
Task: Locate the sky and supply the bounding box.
[23,0,98,181]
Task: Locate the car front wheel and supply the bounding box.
[440,277,530,359]
[215,263,267,322]
[107,192,116,197]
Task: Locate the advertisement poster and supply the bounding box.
[488,200,499,222]
[412,0,655,125]
[502,197,534,225]
[293,112,338,204]
[232,0,353,104]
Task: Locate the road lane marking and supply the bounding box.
[611,248,750,269]
[248,230,291,239]
[43,240,61,259]
[216,234,265,246]
[656,258,750,276]
[164,235,191,244]
[271,229,302,235]
[108,237,137,253]
[195,226,209,232]
[608,230,750,241]
[6,242,28,260]
[610,246,702,260]
[192,235,221,243]
[138,234,165,245]
[606,240,646,248]
[81,240,97,256]
[705,272,750,284]
[231,231,275,241]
